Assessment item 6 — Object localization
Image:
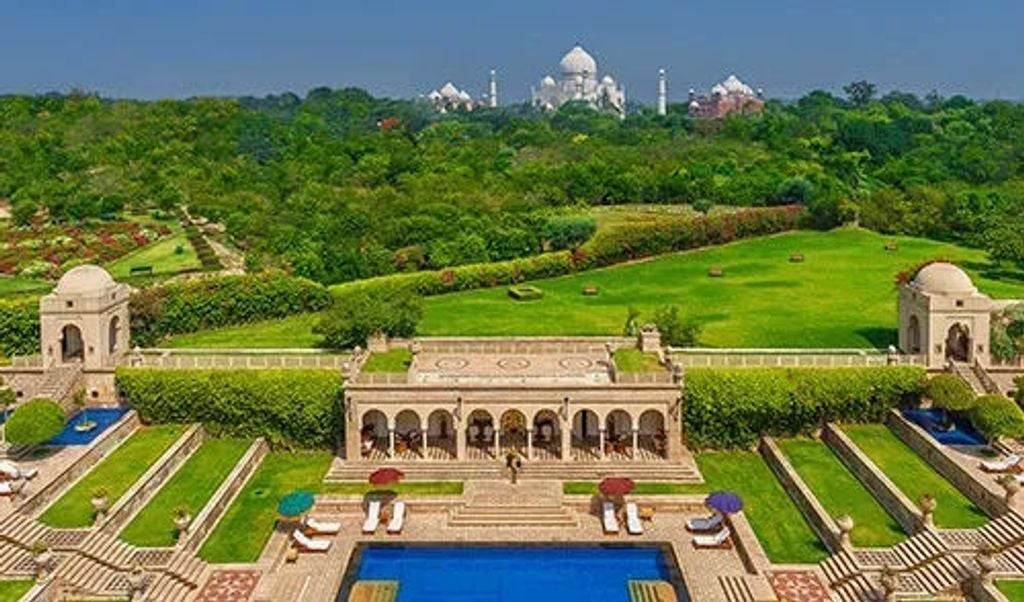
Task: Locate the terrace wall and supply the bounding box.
[671,348,927,369]
[19,577,57,602]
[821,423,923,534]
[885,410,1007,518]
[138,348,352,370]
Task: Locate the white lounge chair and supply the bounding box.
[626,503,643,535]
[602,502,619,534]
[303,516,341,535]
[982,454,1022,472]
[387,502,406,534]
[693,527,731,548]
[362,500,381,534]
[686,513,724,532]
[0,482,12,497]
[292,529,331,552]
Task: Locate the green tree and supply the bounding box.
[6,398,65,446]
[314,288,423,349]
[843,80,877,107]
[651,305,702,347]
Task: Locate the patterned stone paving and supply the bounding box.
[769,571,830,602]
[196,570,261,602]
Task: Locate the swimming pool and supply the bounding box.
[902,408,987,446]
[338,543,686,602]
[48,407,130,446]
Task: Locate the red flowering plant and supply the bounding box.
[893,258,953,289]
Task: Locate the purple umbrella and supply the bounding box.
[705,491,743,514]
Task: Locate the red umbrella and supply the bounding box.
[368,467,405,486]
[598,477,635,497]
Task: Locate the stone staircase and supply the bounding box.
[79,530,140,569]
[951,362,986,397]
[146,571,196,602]
[58,553,133,597]
[896,553,972,597]
[0,512,84,551]
[994,543,1024,574]
[36,363,84,405]
[447,503,578,527]
[890,530,948,568]
[831,574,880,602]
[976,511,1024,549]
[820,550,861,587]
[325,459,701,483]
[0,541,33,575]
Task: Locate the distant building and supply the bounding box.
[532,44,626,118]
[425,82,476,113]
[688,75,764,118]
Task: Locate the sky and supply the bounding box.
[1,0,1022,104]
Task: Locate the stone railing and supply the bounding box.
[760,437,843,552]
[412,336,634,355]
[181,437,269,553]
[670,348,926,369]
[612,371,674,385]
[885,411,1007,518]
[353,372,410,385]
[101,424,206,536]
[7,355,43,369]
[20,577,58,602]
[138,348,352,370]
[822,423,923,534]
[21,411,141,518]
[972,359,1003,396]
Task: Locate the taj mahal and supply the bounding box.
[531,44,627,117]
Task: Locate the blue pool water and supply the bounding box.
[344,544,682,602]
[48,407,129,446]
[902,408,987,446]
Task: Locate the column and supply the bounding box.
[599,428,606,460]
[632,429,639,461]
[494,428,501,458]
[388,428,395,458]
[421,420,429,459]
[456,420,466,461]
[561,420,571,462]
[526,428,533,460]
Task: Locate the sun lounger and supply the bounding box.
[362,500,381,534]
[602,502,619,534]
[387,501,406,534]
[626,503,643,535]
[303,516,341,535]
[686,513,724,532]
[982,454,1022,472]
[292,529,331,552]
[0,482,12,497]
[693,527,731,549]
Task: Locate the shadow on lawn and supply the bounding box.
[854,327,897,349]
[960,260,1024,286]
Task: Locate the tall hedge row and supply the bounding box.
[329,205,804,303]
[0,299,39,358]
[683,366,926,448]
[129,271,331,346]
[116,368,343,448]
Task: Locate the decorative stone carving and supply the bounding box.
[999,474,1021,504]
[880,566,899,601]
[918,493,937,529]
[836,514,855,549]
[639,325,661,353]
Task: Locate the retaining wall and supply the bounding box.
[19,577,57,602]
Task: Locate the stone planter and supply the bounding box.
[33,550,52,578]
[836,514,855,549]
[173,512,192,534]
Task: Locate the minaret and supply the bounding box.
[657,68,667,116]
[489,69,498,108]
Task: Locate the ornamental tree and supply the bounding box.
[6,398,65,447]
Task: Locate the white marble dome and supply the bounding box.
[541,75,556,87]
[55,265,117,296]
[911,262,977,295]
[722,74,754,96]
[559,45,597,76]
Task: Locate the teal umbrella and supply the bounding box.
[277,491,315,518]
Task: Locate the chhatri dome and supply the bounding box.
[533,43,626,117]
[559,45,598,76]
[909,262,978,295]
[54,265,118,296]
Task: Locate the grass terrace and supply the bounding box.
[40,424,185,528]
[843,425,987,528]
[361,348,413,373]
[779,438,905,547]
[997,580,1024,601]
[106,230,201,280]
[164,313,324,349]
[612,348,663,372]
[0,581,34,602]
[119,438,250,547]
[0,275,50,297]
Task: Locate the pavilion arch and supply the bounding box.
[572,409,600,441]
[907,315,921,354]
[61,323,84,362]
[427,409,454,440]
[638,409,668,459]
[605,409,632,440]
[466,409,495,447]
[394,409,421,437]
[500,409,528,455]
[361,410,388,440]
[946,323,970,362]
[108,316,121,354]
[532,409,562,459]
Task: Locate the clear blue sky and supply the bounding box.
[1,0,1021,103]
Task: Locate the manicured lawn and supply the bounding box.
[0,275,50,296]
[361,348,413,373]
[843,425,988,528]
[997,580,1024,601]
[119,438,250,547]
[320,481,463,495]
[165,312,325,348]
[613,348,663,372]
[0,580,34,601]
[106,231,201,279]
[199,451,333,563]
[779,438,905,547]
[697,450,829,563]
[39,425,185,528]
[563,481,707,495]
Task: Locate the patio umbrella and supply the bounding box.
[277,491,315,519]
[705,491,743,515]
[598,477,635,497]
[368,467,405,487]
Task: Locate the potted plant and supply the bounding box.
[172,505,192,535]
[72,389,96,433]
[91,487,110,517]
[31,540,51,578]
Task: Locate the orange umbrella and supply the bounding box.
[368,467,405,486]
[598,477,635,497]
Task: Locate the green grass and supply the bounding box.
[39,425,185,528]
[697,450,829,563]
[779,438,905,547]
[0,275,50,296]
[106,230,201,279]
[997,580,1024,601]
[613,348,664,373]
[119,438,250,547]
[164,312,325,348]
[199,451,333,563]
[0,580,34,601]
[320,481,463,495]
[361,348,413,373]
[563,481,707,495]
[843,424,988,528]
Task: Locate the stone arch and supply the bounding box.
[907,315,921,354]
[500,409,527,455]
[466,409,495,456]
[638,409,668,459]
[946,323,970,362]
[360,410,388,457]
[61,324,84,362]
[108,316,121,354]
[394,409,422,457]
[427,409,455,460]
[532,409,562,460]
[572,409,599,440]
[605,409,632,440]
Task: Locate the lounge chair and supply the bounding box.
[626,503,643,535]
[693,527,731,549]
[387,501,406,534]
[362,500,381,534]
[0,482,13,497]
[292,529,331,552]
[602,502,619,534]
[303,516,341,535]
[686,513,724,533]
[982,454,1022,472]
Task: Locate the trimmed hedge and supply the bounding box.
[6,398,65,446]
[927,374,977,412]
[116,368,343,448]
[0,298,39,358]
[968,394,1024,441]
[329,205,803,303]
[130,271,331,346]
[683,366,926,448]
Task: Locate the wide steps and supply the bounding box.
[147,572,195,602]
[891,531,948,568]
[448,504,577,528]
[165,549,207,586]
[819,551,861,586]
[717,576,754,602]
[59,554,129,596]
[979,511,1024,549]
[995,544,1024,574]
[832,574,880,602]
[0,541,32,575]
[0,513,52,548]
[326,461,700,483]
[897,554,971,595]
